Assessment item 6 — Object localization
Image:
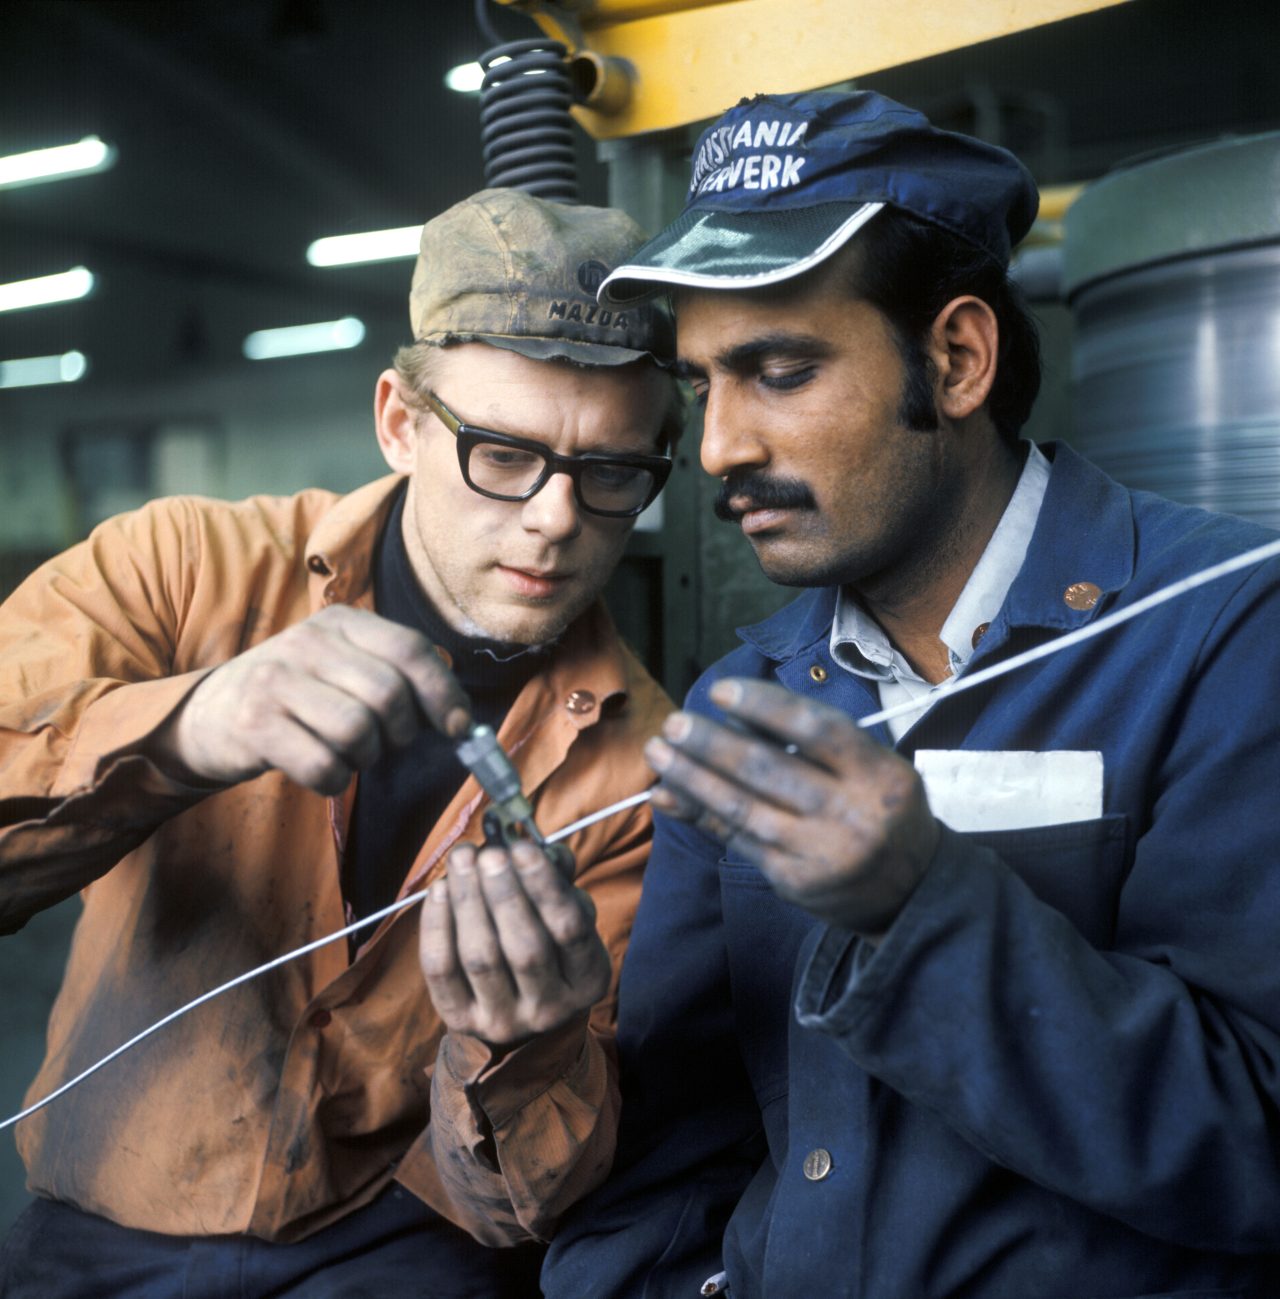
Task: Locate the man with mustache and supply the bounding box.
[0,190,678,1296]
[542,91,1280,1297]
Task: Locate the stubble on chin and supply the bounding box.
[755,553,854,590]
[462,586,588,647]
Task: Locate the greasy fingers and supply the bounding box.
[510,842,609,999]
[659,712,830,814]
[446,846,517,1015]
[421,841,611,1047]
[476,845,555,975]
[708,677,869,768]
[646,735,802,848]
[649,683,940,936]
[326,606,471,738]
[419,882,472,1019]
[303,642,420,749]
[160,605,473,793]
[647,742,740,843]
[271,673,385,770]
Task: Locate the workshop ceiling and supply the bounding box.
[1,0,1277,394]
[0,0,602,387]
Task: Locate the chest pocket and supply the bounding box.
[964,813,1130,946]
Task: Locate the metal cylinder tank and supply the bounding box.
[1062,131,1280,527]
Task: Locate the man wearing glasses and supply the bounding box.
[0,190,678,1296]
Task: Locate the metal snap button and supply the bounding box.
[803,1147,833,1181]
[565,689,596,714]
[1063,581,1101,611]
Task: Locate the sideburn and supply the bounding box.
[894,327,940,433]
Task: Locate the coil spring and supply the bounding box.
[479,38,579,203]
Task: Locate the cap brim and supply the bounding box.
[599,201,885,305]
[420,332,659,367]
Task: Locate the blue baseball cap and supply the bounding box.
[599,90,1039,305]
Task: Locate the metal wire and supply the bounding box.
[5,536,1279,1131]
[0,789,653,1132]
[857,534,1280,731]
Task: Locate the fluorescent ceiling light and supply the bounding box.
[306,226,422,267]
[0,136,116,189]
[445,61,485,93]
[243,317,366,360]
[0,267,95,313]
[0,351,89,389]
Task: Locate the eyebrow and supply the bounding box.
[453,408,661,459]
[676,331,835,379]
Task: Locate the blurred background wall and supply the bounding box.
[1,0,1278,1239]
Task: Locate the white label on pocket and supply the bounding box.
[913,750,1104,832]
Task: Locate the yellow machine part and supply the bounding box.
[498,0,1131,140]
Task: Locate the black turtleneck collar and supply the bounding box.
[342,482,552,925]
[377,481,554,702]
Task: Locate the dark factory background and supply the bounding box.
[1,0,1278,1235]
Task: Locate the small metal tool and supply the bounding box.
[454,723,552,853]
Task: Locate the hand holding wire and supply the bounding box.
[7,535,1277,1128]
[646,678,938,936]
[419,839,611,1047]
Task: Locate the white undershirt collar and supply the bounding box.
[829,441,1051,740]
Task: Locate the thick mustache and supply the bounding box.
[713,472,818,522]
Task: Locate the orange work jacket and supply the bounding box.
[0,475,669,1244]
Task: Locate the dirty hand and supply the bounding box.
[645,678,939,937]
[419,840,611,1047]
[159,604,472,794]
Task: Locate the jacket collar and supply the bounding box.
[737,441,1135,666]
[303,474,404,608]
[998,440,1135,633]
[740,585,840,662]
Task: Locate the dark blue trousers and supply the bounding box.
[0,1183,544,1298]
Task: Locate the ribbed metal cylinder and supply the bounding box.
[1063,132,1280,527]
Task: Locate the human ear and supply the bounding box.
[373,370,419,474]
[927,297,998,421]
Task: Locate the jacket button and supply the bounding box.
[309,1008,332,1029]
[306,554,331,576]
[971,621,990,649]
[565,689,596,714]
[809,665,829,683]
[1063,581,1101,611]
[803,1147,833,1181]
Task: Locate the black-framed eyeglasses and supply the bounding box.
[423,390,672,519]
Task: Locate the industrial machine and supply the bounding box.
[472,1,1280,696]
[1064,132,1280,528]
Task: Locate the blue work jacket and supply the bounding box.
[544,444,1280,1299]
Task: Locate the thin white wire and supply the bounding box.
[0,791,651,1132]
[544,789,652,840]
[857,534,1280,730]
[6,535,1278,1131]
